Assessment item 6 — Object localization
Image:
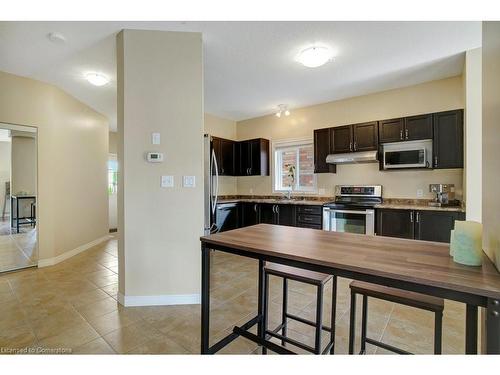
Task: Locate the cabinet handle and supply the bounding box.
[416,212,419,223]
[276,205,279,213]
[254,204,258,213]
[434,156,438,168]
[400,130,403,140]
[410,211,414,223]
[405,129,409,140]
[354,141,357,151]
[221,168,225,174]
[349,142,352,151]
[304,217,313,221]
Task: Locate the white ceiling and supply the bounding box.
[0,21,482,131]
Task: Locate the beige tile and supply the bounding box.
[68,288,111,308]
[74,296,119,320]
[30,307,88,340]
[127,334,190,354]
[72,337,116,354]
[0,322,37,349]
[87,308,143,336]
[38,321,100,350]
[102,320,163,354]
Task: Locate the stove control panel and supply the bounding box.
[335,185,382,198]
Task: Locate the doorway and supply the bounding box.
[0,123,38,273]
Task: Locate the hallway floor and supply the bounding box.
[0,234,470,354]
[0,217,37,273]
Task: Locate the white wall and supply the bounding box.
[117,30,204,305]
[0,141,10,217]
[464,48,482,222]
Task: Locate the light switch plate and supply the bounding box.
[152,132,161,145]
[416,189,424,198]
[161,175,174,188]
[183,176,196,188]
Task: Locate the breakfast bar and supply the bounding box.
[200,224,500,354]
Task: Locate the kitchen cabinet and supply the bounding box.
[353,121,379,151]
[378,118,404,143]
[259,203,296,226]
[404,114,433,141]
[313,128,336,173]
[377,208,464,243]
[259,203,275,224]
[240,202,259,227]
[376,209,414,239]
[414,210,464,243]
[432,110,464,169]
[296,205,323,230]
[212,137,235,176]
[215,203,239,232]
[332,123,378,154]
[238,138,270,176]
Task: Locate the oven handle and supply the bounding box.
[323,208,374,215]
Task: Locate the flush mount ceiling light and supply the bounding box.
[275,104,290,118]
[296,46,333,68]
[85,72,110,87]
[47,32,67,44]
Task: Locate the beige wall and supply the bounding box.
[0,71,109,261]
[236,76,464,199]
[464,48,482,222]
[204,113,238,196]
[482,22,500,267]
[109,131,117,154]
[117,30,203,303]
[11,135,36,195]
[0,141,10,216]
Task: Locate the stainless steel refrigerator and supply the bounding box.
[204,134,219,235]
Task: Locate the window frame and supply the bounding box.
[272,138,317,194]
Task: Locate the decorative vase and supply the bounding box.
[452,221,483,267]
[449,229,456,256]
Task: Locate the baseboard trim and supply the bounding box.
[117,293,200,307]
[37,235,112,267]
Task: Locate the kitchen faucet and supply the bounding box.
[282,190,292,200]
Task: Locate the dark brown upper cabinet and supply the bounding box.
[432,110,464,169]
[353,121,378,151]
[331,125,353,153]
[404,114,433,141]
[313,128,336,173]
[378,118,405,143]
[238,138,270,176]
[212,137,235,176]
[331,122,378,153]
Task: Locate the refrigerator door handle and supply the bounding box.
[211,149,219,215]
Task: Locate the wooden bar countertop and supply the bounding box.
[201,224,500,301]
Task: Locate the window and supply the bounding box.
[108,158,118,195]
[273,139,316,193]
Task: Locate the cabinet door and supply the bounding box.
[404,114,433,141]
[415,210,464,243]
[313,128,336,173]
[259,204,276,224]
[353,121,378,151]
[219,139,235,176]
[332,125,353,154]
[376,209,414,239]
[212,137,223,174]
[379,118,404,143]
[240,202,259,227]
[238,141,251,175]
[433,110,464,169]
[215,203,239,232]
[276,204,296,226]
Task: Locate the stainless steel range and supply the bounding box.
[323,185,382,235]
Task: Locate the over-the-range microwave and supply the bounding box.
[382,139,432,169]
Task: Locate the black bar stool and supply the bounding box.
[262,263,337,354]
[348,281,444,355]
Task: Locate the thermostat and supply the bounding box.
[146,152,164,163]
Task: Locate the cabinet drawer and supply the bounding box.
[297,214,322,225]
[296,222,322,230]
[296,205,322,215]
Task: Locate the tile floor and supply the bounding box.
[0,234,472,354]
[0,217,37,273]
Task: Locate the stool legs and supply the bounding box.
[281,278,288,346]
[360,295,368,354]
[349,290,356,354]
[315,285,324,354]
[434,311,443,354]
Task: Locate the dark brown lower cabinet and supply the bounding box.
[377,208,465,243]
[258,203,296,226]
[240,202,259,227]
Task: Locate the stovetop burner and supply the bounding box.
[323,185,383,208]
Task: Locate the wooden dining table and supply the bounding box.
[200,224,500,354]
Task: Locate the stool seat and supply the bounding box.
[265,263,332,285]
[350,281,444,312]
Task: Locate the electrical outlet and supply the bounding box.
[249,188,253,194]
[319,188,326,195]
[416,189,424,198]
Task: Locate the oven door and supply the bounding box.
[322,208,375,235]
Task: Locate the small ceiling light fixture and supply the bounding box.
[47,32,67,44]
[296,45,333,68]
[85,72,110,87]
[276,104,290,118]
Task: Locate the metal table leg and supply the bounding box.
[16,197,19,233]
[465,304,478,354]
[486,298,500,354]
[257,259,265,353]
[201,243,210,354]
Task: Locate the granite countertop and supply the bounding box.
[217,196,466,212]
